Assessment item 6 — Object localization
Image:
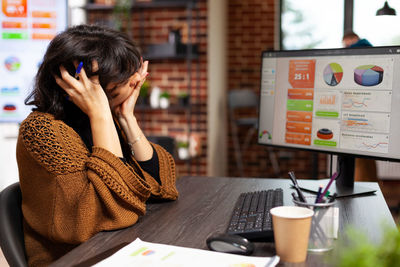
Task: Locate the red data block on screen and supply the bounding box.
[287,89,314,100]
[286,111,313,123]
[286,121,312,134]
[31,10,55,18]
[2,21,27,29]
[32,22,55,29]
[2,0,27,17]
[285,133,311,146]
[288,59,316,88]
[32,32,55,40]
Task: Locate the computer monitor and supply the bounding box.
[258,46,400,197]
[0,0,68,122]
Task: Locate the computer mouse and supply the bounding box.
[206,233,254,255]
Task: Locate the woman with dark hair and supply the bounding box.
[16,24,178,266]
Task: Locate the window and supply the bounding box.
[353,0,400,46]
[281,0,344,50]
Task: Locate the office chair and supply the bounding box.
[0,182,28,267]
[228,89,280,177]
[147,135,176,158]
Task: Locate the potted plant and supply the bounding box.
[331,225,400,267]
[112,0,132,35]
[137,80,150,106]
[177,91,190,107]
[159,91,171,109]
[177,141,190,160]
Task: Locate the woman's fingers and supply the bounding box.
[138,77,146,89]
[54,75,71,91]
[137,60,148,77]
[72,60,100,87]
[131,61,149,92]
[141,60,149,76]
[54,74,81,104]
[59,65,81,90]
[78,63,92,89]
[57,64,96,102]
[89,60,100,84]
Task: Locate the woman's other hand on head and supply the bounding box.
[110,60,149,119]
[54,60,111,119]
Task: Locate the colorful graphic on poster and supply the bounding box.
[354,65,384,86]
[4,56,21,71]
[288,59,316,88]
[323,62,343,86]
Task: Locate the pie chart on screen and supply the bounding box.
[323,63,343,86]
[354,65,383,86]
[4,56,21,72]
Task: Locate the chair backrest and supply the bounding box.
[0,182,28,267]
[147,135,176,157]
[228,89,259,109]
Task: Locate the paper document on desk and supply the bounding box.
[93,238,280,267]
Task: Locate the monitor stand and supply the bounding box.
[298,155,377,198]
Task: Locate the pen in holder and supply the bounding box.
[293,196,337,252]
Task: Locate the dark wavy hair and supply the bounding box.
[25,24,142,120]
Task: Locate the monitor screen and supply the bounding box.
[258,46,400,162]
[0,0,68,122]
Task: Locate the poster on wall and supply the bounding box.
[0,0,68,122]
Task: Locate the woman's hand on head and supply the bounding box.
[55,60,111,120]
[111,60,149,119]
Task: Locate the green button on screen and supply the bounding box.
[2,32,28,40]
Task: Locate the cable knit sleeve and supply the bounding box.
[17,112,163,245]
[131,143,179,200]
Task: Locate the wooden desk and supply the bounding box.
[50,176,396,267]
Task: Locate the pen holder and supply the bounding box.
[293,196,337,252]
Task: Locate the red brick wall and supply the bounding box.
[87,0,328,179]
[87,0,208,177]
[227,0,328,179]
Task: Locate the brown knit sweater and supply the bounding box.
[16,112,178,267]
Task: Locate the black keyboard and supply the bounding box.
[226,189,283,240]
